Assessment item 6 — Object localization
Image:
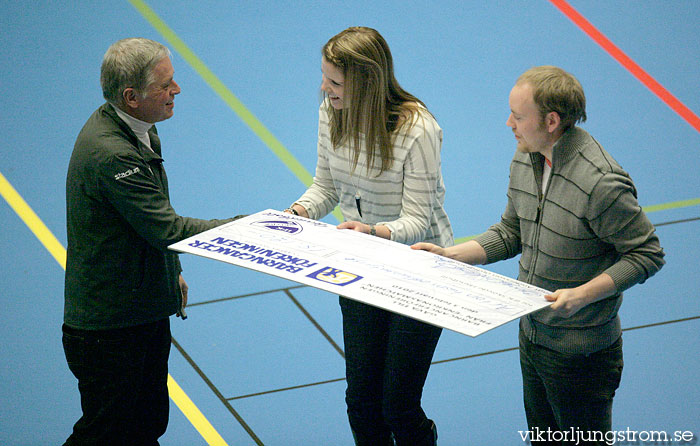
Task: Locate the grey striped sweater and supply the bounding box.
[475,126,665,354]
[295,102,453,248]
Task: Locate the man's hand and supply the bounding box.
[545,273,617,318]
[178,274,189,319]
[545,288,590,318]
[411,242,446,257]
[412,240,487,265]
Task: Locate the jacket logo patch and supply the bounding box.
[114,167,140,180]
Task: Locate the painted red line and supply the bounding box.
[549,0,700,134]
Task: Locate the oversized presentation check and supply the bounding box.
[169,209,551,337]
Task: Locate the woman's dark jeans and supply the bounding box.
[340,297,441,446]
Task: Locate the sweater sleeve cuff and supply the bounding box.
[379,221,399,242]
[604,260,645,294]
[293,200,319,220]
[473,230,509,264]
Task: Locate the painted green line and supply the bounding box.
[127,0,344,222]
[453,197,700,245]
[453,235,476,245]
[127,0,309,184]
[642,197,700,213]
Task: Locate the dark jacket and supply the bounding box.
[65,103,232,329]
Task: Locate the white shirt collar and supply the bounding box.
[112,104,154,151]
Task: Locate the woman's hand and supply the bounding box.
[337,221,391,239]
[337,220,370,233]
[284,204,309,218]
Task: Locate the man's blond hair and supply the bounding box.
[517,66,587,130]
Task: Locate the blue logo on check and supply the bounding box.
[252,220,303,234]
[307,267,363,286]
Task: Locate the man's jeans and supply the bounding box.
[62,318,171,446]
[520,330,624,445]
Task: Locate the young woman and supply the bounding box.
[286,27,452,446]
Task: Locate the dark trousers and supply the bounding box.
[340,297,441,446]
[62,318,172,446]
[519,331,624,446]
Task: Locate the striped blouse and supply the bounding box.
[295,101,453,248]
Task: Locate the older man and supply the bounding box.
[63,38,236,445]
[414,66,665,444]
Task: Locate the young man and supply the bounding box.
[63,38,237,445]
[414,66,665,443]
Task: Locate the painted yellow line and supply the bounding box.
[0,172,66,269]
[127,0,344,222]
[0,171,227,446]
[167,375,229,446]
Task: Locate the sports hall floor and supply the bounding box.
[1,1,698,444]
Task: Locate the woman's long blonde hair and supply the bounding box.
[322,27,428,174]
